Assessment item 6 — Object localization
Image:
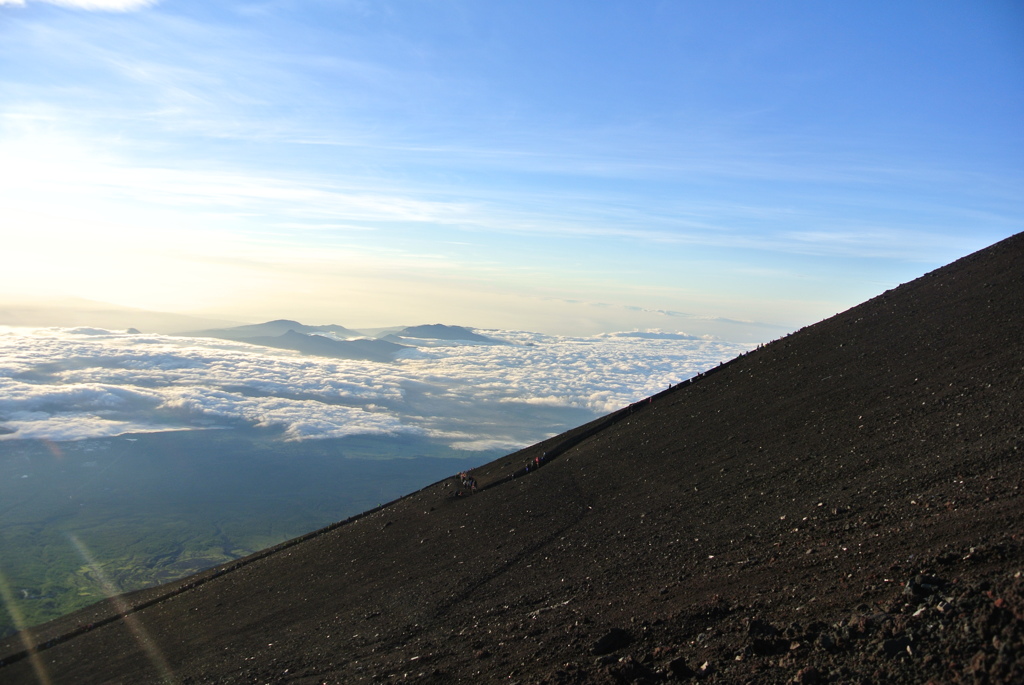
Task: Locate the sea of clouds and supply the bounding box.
[0,326,754,450]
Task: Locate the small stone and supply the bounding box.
[750,637,789,656]
[815,633,836,652]
[668,657,695,678]
[792,666,821,684]
[881,635,912,658]
[746,618,780,637]
[592,627,632,655]
[608,656,656,682]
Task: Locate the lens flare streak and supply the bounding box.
[0,567,52,685]
[65,533,178,685]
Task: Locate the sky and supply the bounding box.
[0,325,750,447]
[1,0,1021,338]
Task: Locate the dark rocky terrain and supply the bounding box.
[2,233,1022,684]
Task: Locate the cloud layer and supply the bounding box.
[0,326,752,449]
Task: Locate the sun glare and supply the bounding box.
[0,568,52,685]
[65,534,178,684]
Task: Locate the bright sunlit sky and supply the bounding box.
[1,0,1021,338]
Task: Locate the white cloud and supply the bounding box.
[0,326,753,448]
[598,330,705,341]
[0,413,174,442]
[0,0,157,9]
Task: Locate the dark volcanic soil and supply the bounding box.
[2,233,1023,684]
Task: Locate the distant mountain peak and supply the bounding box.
[181,320,508,355]
[179,320,398,361]
[185,319,357,340]
[396,324,498,343]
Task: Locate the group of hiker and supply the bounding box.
[453,471,478,496]
[523,452,547,473]
[452,450,557,498]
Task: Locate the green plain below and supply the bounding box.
[0,429,502,636]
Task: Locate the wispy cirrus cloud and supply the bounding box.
[2,1,1017,335]
[0,0,157,10]
[2,126,988,273]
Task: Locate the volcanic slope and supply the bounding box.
[3,233,1023,684]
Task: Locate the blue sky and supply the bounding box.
[1,0,1021,339]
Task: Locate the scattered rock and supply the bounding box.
[668,656,695,679]
[903,574,945,599]
[605,655,657,683]
[792,665,821,684]
[746,618,780,637]
[880,635,912,658]
[592,628,632,656]
[749,637,789,656]
[814,632,836,652]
